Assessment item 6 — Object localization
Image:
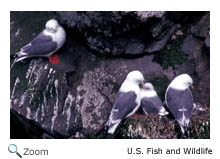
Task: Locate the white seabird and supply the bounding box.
[140,83,168,116]
[14,19,66,63]
[165,74,194,134]
[106,70,145,134]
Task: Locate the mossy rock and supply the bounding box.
[153,35,187,70]
[115,113,209,139]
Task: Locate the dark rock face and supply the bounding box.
[10,11,210,139]
[181,12,210,106]
[191,13,210,39]
[10,110,51,139]
[55,11,178,56]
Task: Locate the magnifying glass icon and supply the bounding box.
[8,144,22,158]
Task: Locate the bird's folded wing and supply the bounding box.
[110,91,137,121]
[141,98,160,114]
[166,88,194,119]
[21,41,57,56]
[31,32,54,44]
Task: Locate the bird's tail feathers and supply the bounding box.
[10,52,27,70]
[105,119,121,134]
[178,119,192,135]
[179,125,192,138]
[14,51,29,63]
[158,107,169,116]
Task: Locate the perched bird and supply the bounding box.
[140,83,168,116]
[165,74,194,134]
[106,70,145,134]
[13,19,66,63]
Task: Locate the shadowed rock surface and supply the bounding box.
[10,11,209,139]
[54,11,178,56]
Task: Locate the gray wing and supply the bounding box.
[31,32,53,44]
[106,91,138,134]
[141,96,163,114]
[20,32,57,56]
[166,88,194,124]
[110,91,137,121]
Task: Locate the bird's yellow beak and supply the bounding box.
[190,84,194,90]
[139,81,145,88]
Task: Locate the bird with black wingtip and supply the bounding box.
[105,70,145,134]
[11,19,66,67]
[165,74,194,135]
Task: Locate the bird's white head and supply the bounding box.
[142,83,154,91]
[170,74,193,90]
[45,19,59,33]
[140,82,158,98]
[126,70,145,85]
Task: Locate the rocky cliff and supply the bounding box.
[10,11,210,139]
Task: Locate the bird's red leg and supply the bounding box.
[49,53,60,64]
[131,114,140,118]
[131,114,146,119]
